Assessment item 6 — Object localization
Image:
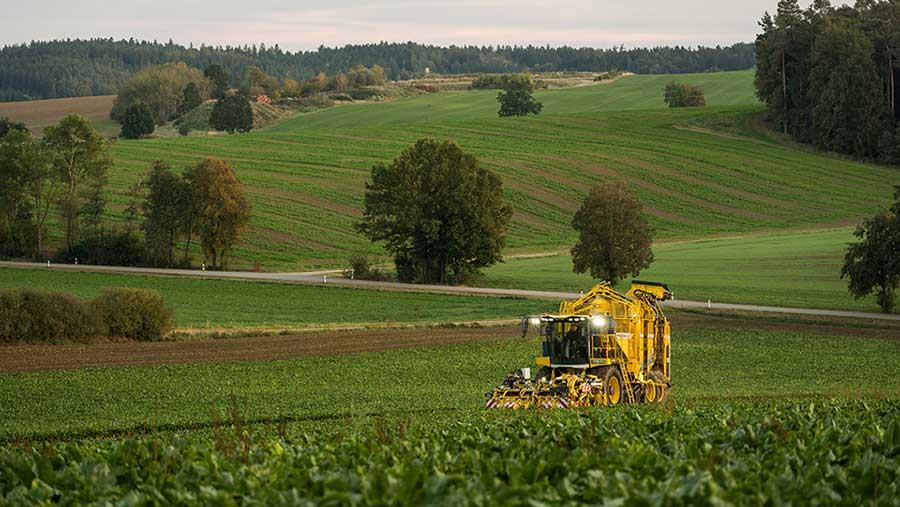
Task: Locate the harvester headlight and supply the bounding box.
[529,317,541,326]
[591,316,606,328]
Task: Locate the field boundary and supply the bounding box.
[2,261,899,321]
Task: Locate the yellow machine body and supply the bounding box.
[486,280,672,409]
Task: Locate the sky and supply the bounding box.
[1,1,830,51]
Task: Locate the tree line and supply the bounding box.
[0,116,251,269]
[755,0,900,164]
[0,39,756,102]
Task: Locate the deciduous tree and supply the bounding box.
[178,82,204,115]
[142,161,190,267]
[210,95,253,133]
[571,181,655,284]
[120,101,155,139]
[189,158,251,269]
[42,115,111,251]
[842,184,900,313]
[204,64,229,99]
[356,138,513,284]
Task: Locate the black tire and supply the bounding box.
[602,367,625,405]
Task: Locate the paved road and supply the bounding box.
[4,260,900,322]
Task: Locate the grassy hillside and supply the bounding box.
[480,228,887,313]
[104,71,896,270]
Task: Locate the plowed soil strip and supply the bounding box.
[0,326,518,374]
[2,315,896,374]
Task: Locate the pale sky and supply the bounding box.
[1,1,834,51]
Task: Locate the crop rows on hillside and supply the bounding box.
[103,71,895,269]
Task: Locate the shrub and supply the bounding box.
[92,288,172,341]
[663,82,706,108]
[0,288,99,344]
[413,84,439,93]
[345,255,391,281]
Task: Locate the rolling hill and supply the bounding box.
[104,70,896,270]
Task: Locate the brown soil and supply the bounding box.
[0,325,518,374]
[0,95,115,129]
[1,313,895,375]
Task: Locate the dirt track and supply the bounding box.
[1,313,897,374]
[0,326,518,374]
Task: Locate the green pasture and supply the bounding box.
[480,228,887,313]
[0,267,550,328]
[102,71,897,269]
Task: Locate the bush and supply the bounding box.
[0,287,172,343]
[663,82,706,108]
[413,84,439,93]
[92,288,172,341]
[344,255,391,281]
[0,289,99,344]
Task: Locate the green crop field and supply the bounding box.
[2,400,896,505]
[1,326,899,503]
[2,327,898,439]
[103,70,898,270]
[480,228,887,313]
[0,267,550,329]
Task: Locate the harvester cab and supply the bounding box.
[487,280,673,409]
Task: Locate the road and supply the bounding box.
[3,260,900,322]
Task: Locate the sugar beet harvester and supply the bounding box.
[486,281,672,408]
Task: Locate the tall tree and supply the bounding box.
[189,158,251,269]
[841,184,900,313]
[210,95,253,133]
[808,19,884,157]
[0,130,38,256]
[356,138,513,284]
[120,100,155,139]
[571,181,655,284]
[142,161,190,267]
[204,64,230,99]
[178,82,204,115]
[42,115,111,251]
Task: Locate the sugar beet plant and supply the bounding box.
[1,400,898,505]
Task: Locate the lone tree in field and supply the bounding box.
[120,101,155,139]
[841,184,900,313]
[356,138,513,284]
[663,82,706,108]
[571,181,655,283]
[210,95,253,133]
[188,158,251,270]
[497,75,543,117]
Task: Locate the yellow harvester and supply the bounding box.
[486,281,672,408]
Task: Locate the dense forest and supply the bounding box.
[755,0,900,164]
[0,39,756,102]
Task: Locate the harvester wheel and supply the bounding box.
[649,371,667,403]
[602,367,625,405]
[644,379,658,403]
